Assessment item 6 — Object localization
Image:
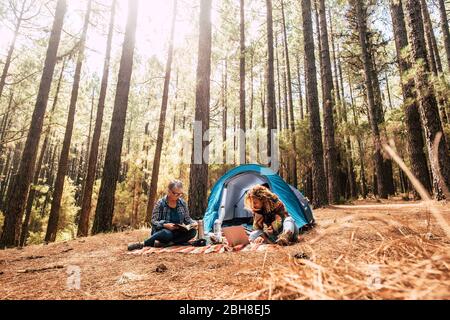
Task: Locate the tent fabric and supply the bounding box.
[203,164,314,233]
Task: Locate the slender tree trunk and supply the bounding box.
[302,0,328,208]
[0,0,67,248]
[438,0,450,72]
[265,0,277,166]
[352,0,388,199]
[45,0,92,242]
[20,59,66,246]
[0,1,25,101]
[222,58,228,164]
[77,0,116,237]
[318,0,339,203]
[296,55,304,120]
[420,0,442,73]
[405,0,450,198]
[249,52,254,131]
[92,0,138,234]
[145,0,178,224]
[389,0,432,197]
[349,78,367,198]
[239,0,246,165]
[281,0,297,187]
[188,0,212,220]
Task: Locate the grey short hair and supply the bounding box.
[168,180,183,190]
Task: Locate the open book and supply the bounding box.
[174,223,195,231]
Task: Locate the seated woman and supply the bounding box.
[128,180,197,251]
[244,185,298,246]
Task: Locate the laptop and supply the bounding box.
[222,225,250,247]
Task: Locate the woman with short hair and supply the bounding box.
[128,180,197,251]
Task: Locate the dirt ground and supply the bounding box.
[1,199,449,300]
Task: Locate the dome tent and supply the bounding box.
[202,164,314,233]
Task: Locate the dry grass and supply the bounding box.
[0,199,449,300]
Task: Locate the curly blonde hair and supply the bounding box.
[244,185,279,213]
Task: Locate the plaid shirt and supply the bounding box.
[151,196,195,233]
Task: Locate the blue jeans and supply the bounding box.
[144,228,197,247]
[249,216,299,243]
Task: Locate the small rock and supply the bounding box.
[155,264,168,273]
[425,232,435,240]
[294,252,310,260]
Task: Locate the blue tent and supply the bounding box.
[203,164,314,233]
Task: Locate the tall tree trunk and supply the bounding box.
[389,0,432,197]
[222,58,228,164]
[281,0,297,187]
[45,0,92,242]
[78,0,116,237]
[145,0,178,224]
[349,77,367,198]
[20,59,67,246]
[318,0,339,203]
[420,0,442,74]
[352,0,388,199]
[302,0,328,208]
[0,1,25,101]
[296,55,304,120]
[188,0,212,220]
[405,0,450,198]
[92,0,138,234]
[265,0,277,167]
[0,0,67,248]
[438,0,450,72]
[239,0,246,165]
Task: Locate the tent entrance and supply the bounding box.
[218,172,268,226]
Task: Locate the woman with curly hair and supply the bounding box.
[244,185,299,246]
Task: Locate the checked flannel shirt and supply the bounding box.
[151,196,195,234]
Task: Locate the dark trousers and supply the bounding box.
[144,228,197,247]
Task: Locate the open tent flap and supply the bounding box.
[221,172,268,222]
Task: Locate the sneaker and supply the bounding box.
[127,242,144,251]
[154,240,174,248]
[275,232,292,246]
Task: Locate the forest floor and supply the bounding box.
[1,199,449,300]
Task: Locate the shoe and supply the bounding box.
[275,232,292,246]
[154,240,174,248]
[127,242,144,251]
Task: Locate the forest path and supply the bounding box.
[0,199,449,300]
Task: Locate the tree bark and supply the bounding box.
[405,0,450,198]
[389,0,432,197]
[438,0,450,72]
[318,0,339,203]
[188,0,212,220]
[239,0,246,165]
[45,0,92,242]
[302,0,328,208]
[92,0,138,234]
[20,58,67,246]
[281,0,297,187]
[265,0,277,166]
[352,0,388,199]
[78,0,116,237]
[0,0,67,248]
